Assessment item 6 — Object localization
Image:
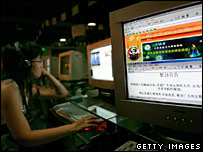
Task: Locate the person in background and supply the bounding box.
[189,43,201,58]
[1,41,99,151]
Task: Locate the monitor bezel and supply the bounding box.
[110,1,202,134]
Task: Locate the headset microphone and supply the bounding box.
[14,42,31,67]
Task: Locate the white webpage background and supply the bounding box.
[127,69,202,105]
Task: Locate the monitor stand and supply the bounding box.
[98,89,115,104]
[151,125,201,143]
[100,90,112,98]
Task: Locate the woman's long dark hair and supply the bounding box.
[2,41,42,118]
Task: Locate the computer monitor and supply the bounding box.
[87,38,114,90]
[58,50,88,81]
[110,1,202,138]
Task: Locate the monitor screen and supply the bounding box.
[58,51,71,80]
[123,3,202,106]
[110,1,202,135]
[90,44,113,81]
[60,55,70,75]
[87,38,114,90]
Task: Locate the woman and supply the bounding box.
[1,41,99,150]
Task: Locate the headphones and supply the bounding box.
[14,42,31,68]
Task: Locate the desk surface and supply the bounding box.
[69,97,143,133]
[52,97,176,145]
[52,96,143,134]
[51,96,202,150]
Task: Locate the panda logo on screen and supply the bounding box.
[127,46,140,61]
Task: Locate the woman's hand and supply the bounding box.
[73,115,99,132]
[41,68,49,77]
[35,68,69,98]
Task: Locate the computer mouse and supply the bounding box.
[97,118,104,123]
[82,120,106,132]
[88,105,97,111]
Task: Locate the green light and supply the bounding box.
[42,48,46,51]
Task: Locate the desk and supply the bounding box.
[50,96,159,150]
[69,97,143,133]
[51,96,202,151]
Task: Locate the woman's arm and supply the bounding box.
[32,68,69,98]
[1,83,98,147]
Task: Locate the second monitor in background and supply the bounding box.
[58,50,88,81]
[87,38,114,99]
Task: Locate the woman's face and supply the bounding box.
[192,44,196,49]
[31,56,43,79]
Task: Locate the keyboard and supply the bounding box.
[52,102,105,123]
[53,102,93,122]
